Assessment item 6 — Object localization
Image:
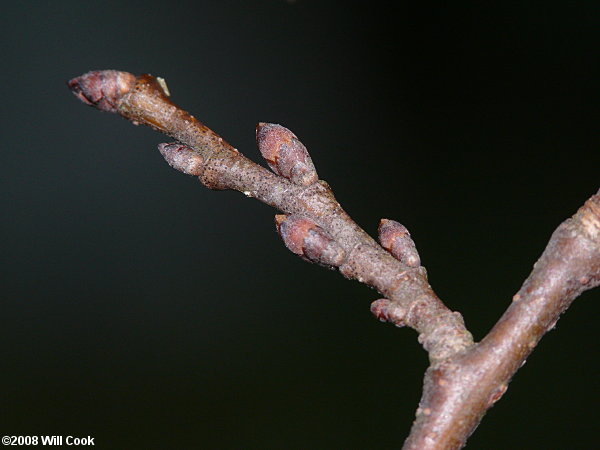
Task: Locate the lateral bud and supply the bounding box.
[158,142,205,176]
[256,123,318,186]
[378,219,421,267]
[275,215,345,267]
[67,70,136,113]
[370,299,406,327]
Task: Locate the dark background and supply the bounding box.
[1,1,598,448]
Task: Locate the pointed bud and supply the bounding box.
[158,142,204,176]
[67,70,136,113]
[275,215,345,267]
[378,219,421,267]
[370,299,406,327]
[256,123,318,186]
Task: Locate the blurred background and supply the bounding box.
[1,1,598,448]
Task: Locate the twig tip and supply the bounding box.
[67,70,136,113]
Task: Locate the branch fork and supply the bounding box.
[68,70,600,449]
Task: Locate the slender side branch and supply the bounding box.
[68,70,473,362]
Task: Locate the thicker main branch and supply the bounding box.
[404,192,600,449]
[68,70,600,449]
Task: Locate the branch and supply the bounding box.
[68,70,599,448]
[67,70,473,362]
[403,191,600,449]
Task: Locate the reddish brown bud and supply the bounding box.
[158,142,204,176]
[275,214,345,267]
[256,123,318,186]
[67,70,136,113]
[378,219,421,267]
[370,298,406,327]
[275,214,313,255]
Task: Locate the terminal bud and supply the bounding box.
[67,70,136,113]
[257,123,318,186]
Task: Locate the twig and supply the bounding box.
[67,70,473,362]
[68,70,600,449]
